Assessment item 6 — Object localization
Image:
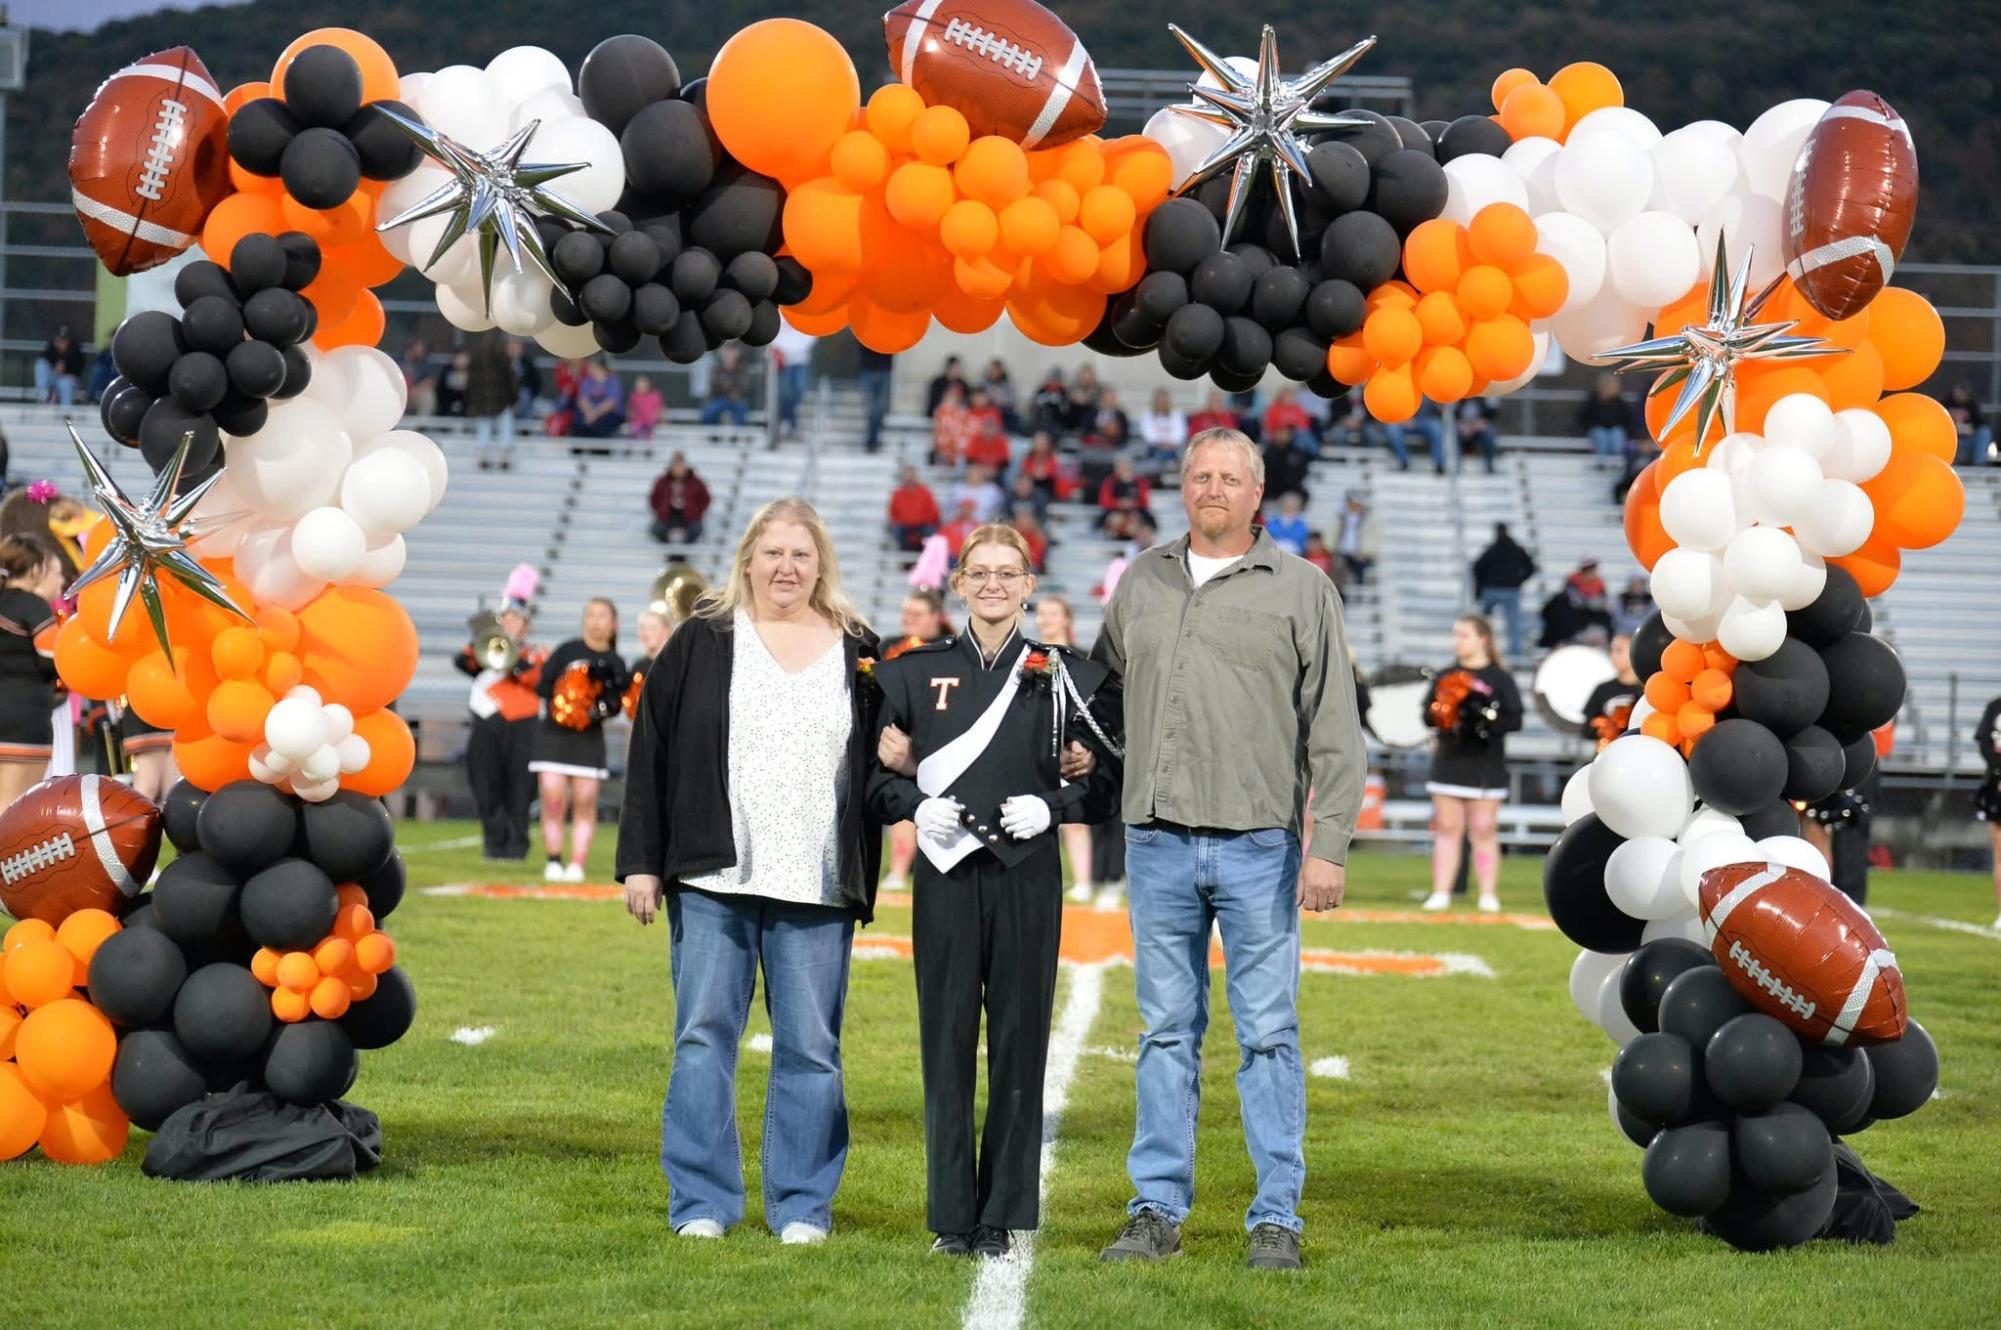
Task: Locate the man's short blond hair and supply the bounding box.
[1185,427,1264,486]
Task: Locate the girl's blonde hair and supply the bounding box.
[696,498,869,636]
[954,523,1035,577]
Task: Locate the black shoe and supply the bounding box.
[1099,1208,1182,1262]
[1247,1223,1301,1270]
[930,1232,972,1257]
[971,1226,1011,1259]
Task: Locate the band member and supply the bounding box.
[1421,615,1522,913]
[0,535,63,810]
[531,597,629,882]
[118,710,178,802]
[456,566,547,862]
[868,524,1121,1260]
[1579,632,1640,745]
[879,588,954,894]
[1978,695,2001,928]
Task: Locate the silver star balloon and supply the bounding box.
[372,107,612,311]
[1167,23,1377,256]
[65,424,249,660]
[1603,235,1844,451]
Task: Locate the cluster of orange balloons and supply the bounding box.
[779,82,1174,353]
[1640,640,1738,756]
[1328,203,1566,423]
[1,914,130,1164]
[250,887,397,1023]
[1489,63,1625,143]
[199,28,409,351]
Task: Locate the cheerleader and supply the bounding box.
[867,525,1121,1259]
[457,567,548,862]
[0,535,64,810]
[1421,615,1522,913]
[622,607,671,722]
[1579,632,1641,746]
[879,588,954,894]
[1976,695,2001,928]
[531,598,630,882]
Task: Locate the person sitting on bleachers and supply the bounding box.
[628,375,664,441]
[1264,492,1311,556]
[1539,556,1614,649]
[982,358,1019,432]
[932,383,978,468]
[545,358,583,435]
[700,345,753,427]
[1392,399,1449,474]
[1333,492,1379,587]
[948,463,1006,524]
[939,497,982,556]
[1018,431,1068,504]
[1007,471,1048,526]
[1943,383,1991,467]
[1455,396,1501,474]
[926,355,969,416]
[1067,364,1104,433]
[1326,396,1389,451]
[1029,368,1071,438]
[1262,387,1316,450]
[1613,574,1654,637]
[648,452,711,545]
[1011,507,1051,573]
[400,338,438,417]
[1262,426,1313,506]
[1302,531,1336,578]
[436,349,471,418]
[1138,389,1189,476]
[1578,374,1639,470]
[1096,455,1151,539]
[889,465,943,552]
[573,359,626,441]
[1186,389,1238,439]
[964,407,1012,473]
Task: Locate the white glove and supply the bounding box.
[1000,795,1053,840]
[915,797,963,845]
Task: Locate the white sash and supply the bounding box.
[915,643,1029,872]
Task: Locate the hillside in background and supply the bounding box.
[11,0,1996,260]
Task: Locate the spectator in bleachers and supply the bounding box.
[982,358,1019,432]
[949,463,1006,524]
[1614,574,1653,637]
[701,345,753,427]
[1007,471,1048,526]
[401,338,438,417]
[1392,399,1449,474]
[1012,508,1050,573]
[1471,523,1537,658]
[771,324,817,439]
[1095,512,1157,605]
[1264,492,1311,556]
[1614,433,1661,505]
[648,452,711,545]
[1019,431,1066,504]
[939,497,982,557]
[1187,389,1238,438]
[1944,383,1991,467]
[860,346,894,453]
[1332,492,1379,587]
[507,339,541,417]
[436,348,471,418]
[1068,364,1104,432]
[574,358,627,441]
[1326,396,1389,452]
[34,326,84,407]
[1262,387,1315,450]
[628,375,665,443]
[1225,388,1262,441]
[1262,425,1313,505]
[1578,374,1639,469]
[926,355,968,417]
[1088,388,1130,450]
[1974,694,2001,928]
[1029,368,1071,438]
[1138,389,1189,475]
[932,383,977,468]
[1096,455,1151,539]
[1455,396,1500,474]
[1540,556,1614,649]
[889,465,942,552]
[88,345,117,403]
[965,402,1012,473]
[1302,532,1335,578]
[467,334,519,471]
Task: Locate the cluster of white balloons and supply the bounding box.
[378,45,623,357]
[248,686,371,803]
[1645,394,1888,659]
[1140,57,1260,184]
[191,346,447,610]
[1562,734,1830,1045]
[1442,98,1831,364]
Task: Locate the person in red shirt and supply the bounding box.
[1187,389,1239,438]
[1096,456,1152,540]
[647,452,711,544]
[1262,387,1313,446]
[889,465,943,552]
[965,411,1012,472]
[1302,532,1336,577]
[1019,431,1069,501]
[1011,509,1050,572]
[939,498,981,556]
[932,384,977,467]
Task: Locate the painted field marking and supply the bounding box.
[450,1026,497,1046]
[1871,906,2000,942]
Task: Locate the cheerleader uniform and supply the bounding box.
[0,587,59,763]
[530,639,630,780]
[867,627,1121,1245]
[456,636,548,859]
[1974,697,2001,824]
[1422,662,1523,800]
[1578,676,1640,744]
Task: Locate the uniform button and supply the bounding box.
[978,824,989,832]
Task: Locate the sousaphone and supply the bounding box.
[649,563,709,627]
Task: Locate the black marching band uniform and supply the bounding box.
[455,624,548,860]
[1422,661,1524,797]
[531,639,631,781]
[867,627,1121,1242]
[1976,696,2001,825]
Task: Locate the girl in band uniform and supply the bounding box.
[531,598,629,881]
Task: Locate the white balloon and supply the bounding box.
[1659,469,1741,551]
[1723,525,1805,602]
[227,398,353,520]
[1589,736,1694,840]
[1778,551,1828,612]
[351,534,407,589]
[290,507,367,582]
[437,280,498,333]
[292,775,341,804]
[1551,286,1647,364]
[1739,98,1830,200]
[321,704,355,745]
[1651,126,1738,225]
[1678,807,1743,843]
[1571,948,1627,1024]
[376,167,452,266]
[1606,211,1702,308]
[320,346,408,439]
[1596,967,1642,1046]
[265,695,329,758]
[1630,696,1657,731]
[1143,106,1230,187]
[1554,128,1653,232]
[1756,834,1830,880]
[1794,480,1875,558]
[486,45,573,104]
[1695,191,1785,288]
[336,734,372,775]
[1717,594,1788,662]
[1607,835,1685,919]
[1561,765,1597,824]
[536,319,604,359]
[357,430,449,515]
[1824,409,1893,482]
[490,266,556,337]
[1762,394,1839,459]
[300,345,351,411]
[187,470,253,559]
[1678,830,1759,907]
[248,746,284,784]
[1573,105,1663,148]
[1502,136,1562,213]
[1441,153,1529,227]
[341,450,432,538]
[525,116,625,213]
[1743,444,1825,526]
[1640,908,1708,947]
[1534,212,1607,309]
[511,88,588,136]
[1676,119,1743,151]
[417,64,509,145]
[1661,610,1721,644]
[1704,432,1762,476]
[1650,547,1729,621]
[406,219,481,285]
[398,72,431,106]
[299,744,342,784]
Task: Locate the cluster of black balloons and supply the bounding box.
[228,44,422,209]
[1608,939,1937,1250]
[101,234,324,474]
[84,780,414,1133]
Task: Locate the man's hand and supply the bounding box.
[625,874,666,925]
[1059,741,1095,781]
[878,724,917,776]
[1297,858,1345,912]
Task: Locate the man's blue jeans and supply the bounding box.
[1479,586,1524,658]
[1123,823,1306,1233]
[661,887,855,1234]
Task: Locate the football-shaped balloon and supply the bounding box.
[1699,860,1906,1047]
[1782,91,1918,321]
[884,0,1106,148]
[68,46,232,275]
[0,774,162,924]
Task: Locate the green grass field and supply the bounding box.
[3,824,1998,1329]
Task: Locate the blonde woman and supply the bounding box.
[617,499,882,1246]
[868,525,1121,1259]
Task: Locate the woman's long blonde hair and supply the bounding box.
[696,497,869,636]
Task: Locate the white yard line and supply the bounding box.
[961,962,1106,1330]
[1308,1055,1350,1080]
[1871,906,2000,942]
[449,1026,497,1046]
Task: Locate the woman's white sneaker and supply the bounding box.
[780,1223,828,1245]
[1421,893,1451,911]
[677,1219,725,1239]
[1478,895,1501,914]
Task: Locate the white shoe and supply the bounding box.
[1421,893,1451,912]
[883,873,908,893]
[677,1219,725,1239]
[563,862,586,883]
[1066,882,1094,903]
[1478,895,1501,914]
[543,861,564,883]
[780,1222,828,1246]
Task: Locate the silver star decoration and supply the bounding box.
[1603,235,1844,451]
[65,424,249,661]
[1168,23,1377,257]
[372,107,612,311]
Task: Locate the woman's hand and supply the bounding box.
[879,723,918,776]
[625,874,666,925]
[1060,741,1094,780]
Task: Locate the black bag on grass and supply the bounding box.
[143,1085,382,1182]
[1823,1140,1919,1245]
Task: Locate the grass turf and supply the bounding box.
[2,823,1997,1329]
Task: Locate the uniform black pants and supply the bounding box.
[913,840,1062,1234]
[466,714,536,859]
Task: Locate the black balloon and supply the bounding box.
[1839,731,1877,790]
[1163,303,1226,363]
[230,234,289,296]
[1786,564,1866,647]
[1619,939,1715,1034]
[553,230,607,285]
[1731,641,1830,738]
[1688,719,1789,815]
[1705,1013,1803,1112]
[173,963,272,1065]
[283,44,364,129]
[1108,299,1163,352]
[215,393,270,438]
[244,288,312,348]
[239,859,340,952]
[225,341,288,400]
[1643,1120,1733,1216]
[87,926,189,1028]
[772,257,812,306]
[1134,271,1190,325]
[1386,115,1435,155]
[1272,327,1329,382]
[1190,251,1252,314]
[113,311,187,394]
[1613,1095,1657,1148]
[175,259,239,309]
[1082,304,1151,359]
[1437,115,1512,163]
[1863,1020,1937,1120]
[687,170,784,261]
[1630,613,1673,681]
[631,284,681,336]
[1227,243,1277,281]
[1781,726,1846,803]
[1250,266,1310,331]
[1216,317,1273,378]
[670,248,722,304]
[1817,634,1905,738]
[1733,1102,1833,1195]
[1368,149,1450,234]
[340,965,416,1049]
[580,273,634,324]
[1542,814,1644,953]
[1419,119,1451,142]
[594,319,644,356]
[110,1029,209,1131]
[1320,211,1401,291]
[343,101,423,181]
[743,300,782,348]
[1737,800,1803,841]
[357,850,406,921]
[1613,1031,1709,1126]
[227,98,300,177]
[181,295,246,356]
[263,1020,358,1106]
[280,127,362,211]
[578,34,682,137]
[138,400,220,475]
[1206,364,1264,394]
[699,289,755,342]
[101,379,151,445]
[608,230,664,286]
[197,780,301,875]
[1700,1165,1837,1251]
[1304,141,1370,213]
[1316,110,1401,166]
[1143,198,1222,276]
[168,352,228,413]
[151,853,243,952]
[1155,346,1210,381]
[659,314,711,364]
[1658,965,1753,1050]
[724,251,779,303]
[1305,279,1365,339]
[1789,1044,1875,1133]
[621,99,718,201]
[161,780,206,853]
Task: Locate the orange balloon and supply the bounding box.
[1547,62,1623,135]
[1830,533,1902,597]
[1362,306,1423,367]
[313,937,355,976]
[1039,226,1100,286]
[264,651,305,696]
[956,136,1032,209]
[172,733,256,794]
[255,606,302,653]
[1490,68,1540,113]
[1468,204,1539,269]
[1641,711,1680,744]
[1367,279,1419,310]
[1326,335,1377,387]
[211,626,266,680]
[272,28,399,105]
[346,970,379,1002]
[1402,219,1468,295]
[999,196,1061,257]
[1034,178,1082,224]
[1691,668,1734,711]
[1500,83,1566,141]
[954,256,1015,302]
[1087,230,1145,295]
[830,130,891,192]
[866,84,926,153]
[297,587,419,714]
[1622,463,1673,569]
[1363,365,1421,424]
[1866,452,1965,549]
[0,1064,45,1162]
[5,940,77,1010]
[6,917,56,953]
[15,999,116,1101]
[283,191,372,247]
[312,287,384,350]
[1004,282,1102,347]
[54,910,120,970]
[205,677,274,745]
[224,80,271,116]
[302,263,363,328]
[1414,291,1467,346]
[276,951,320,993]
[782,303,851,336]
[1645,672,1692,712]
[0,1005,17,1059]
[344,708,415,798]
[336,885,368,911]
[271,986,312,1023]
[1801,340,1882,412]
[1509,254,1570,320]
[54,617,135,701]
[310,976,353,1020]
[333,903,376,943]
[230,159,284,195]
[1466,316,1535,381]
[940,199,999,259]
[1871,392,1953,463]
[860,210,950,313]
[1734,365,1828,436]
[37,1082,128,1166]
[326,235,406,289]
[251,947,282,987]
[781,179,866,276]
[707,19,860,183]
[1457,266,1513,320]
[1414,345,1474,403]
[884,161,956,230]
[1078,185,1137,245]
[1054,140,1106,192]
[1701,643,1739,674]
[199,192,287,265]
[1676,704,1717,742]
[1866,287,1945,391]
[910,105,972,167]
[1109,145,1173,211]
[355,931,397,975]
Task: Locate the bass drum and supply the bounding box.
[1533,644,1616,733]
[1365,663,1433,749]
